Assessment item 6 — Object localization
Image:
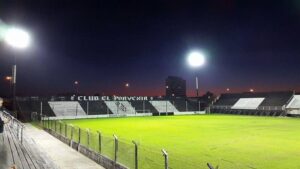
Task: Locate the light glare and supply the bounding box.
[187,51,205,67]
[4,27,31,49]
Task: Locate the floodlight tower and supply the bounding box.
[187,50,206,97]
[4,27,31,118]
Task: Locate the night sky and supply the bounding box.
[0,0,300,97]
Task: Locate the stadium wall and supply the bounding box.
[47,113,153,120]
[174,111,206,115]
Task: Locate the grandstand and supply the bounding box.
[105,101,136,114]
[211,91,294,116]
[149,100,179,113]
[231,98,265,110]
[0,110,57,169]
[168,98,201,112]
[286,95,300,116]
[48,101,86,116]
[15,96,205,120]
[130,100,159,113]
[14,91,300,120]
[79,100,112,115]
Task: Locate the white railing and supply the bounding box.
[1,109,25,143]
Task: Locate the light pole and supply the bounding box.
[187,50,206,97]
[4,27,31,118]
[74,81,79,95]
[125,82,130,96]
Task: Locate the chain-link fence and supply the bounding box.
[41,116,219,169]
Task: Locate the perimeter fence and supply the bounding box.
[41,116,223,169]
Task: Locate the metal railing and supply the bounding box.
[1,109,25,143]
[211,105,285,111]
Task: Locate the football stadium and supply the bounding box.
[1,1,300,169]
[1,92,300,169]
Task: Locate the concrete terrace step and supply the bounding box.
[24,124,105,169]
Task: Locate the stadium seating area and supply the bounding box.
[0,110,56,169]
[15,97,56,121]
[79,101,113,115]
[212,91,294,116]
[130,100,159,113]
[214,93,241,106]
[259,91,293,107]
[48,101,86,116]
[168,99,201,112]
[14,91,300,120]
[231,98,265,110]
[149,100,179,113]
[16,97,205,120]
[286,95,300,115]
[105,101,136,114]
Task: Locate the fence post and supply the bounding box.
[185,100,188,111]
[41,116,44,127]
[52,120,54,131]
[19,124,21,141]
[162,149,168,169]
[78,128,81,144]
[165,100,167,115]
[70,125,74,141]
[48,117,50,129]
[59,121,62,135]
[43,116,46,128]
[65,123,67,137]
[86,128,90,148]
[113,134,118,163]
[87,101,89,115]
[20,126,23,144]
[50,119,53,130]
[16,122,20,140]
[54,120,57,132]
[97,131,102,153]
[132,141,138,169]
[143,100,145,113]
[10,117,12,128]
[40,101,43,121]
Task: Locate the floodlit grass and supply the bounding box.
[57,115,300,169]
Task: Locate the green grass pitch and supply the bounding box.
[61,115,300,169]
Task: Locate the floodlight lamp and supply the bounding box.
[4,27,31,49]
[187,51,205,68]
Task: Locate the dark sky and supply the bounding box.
[0,0,300,97]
